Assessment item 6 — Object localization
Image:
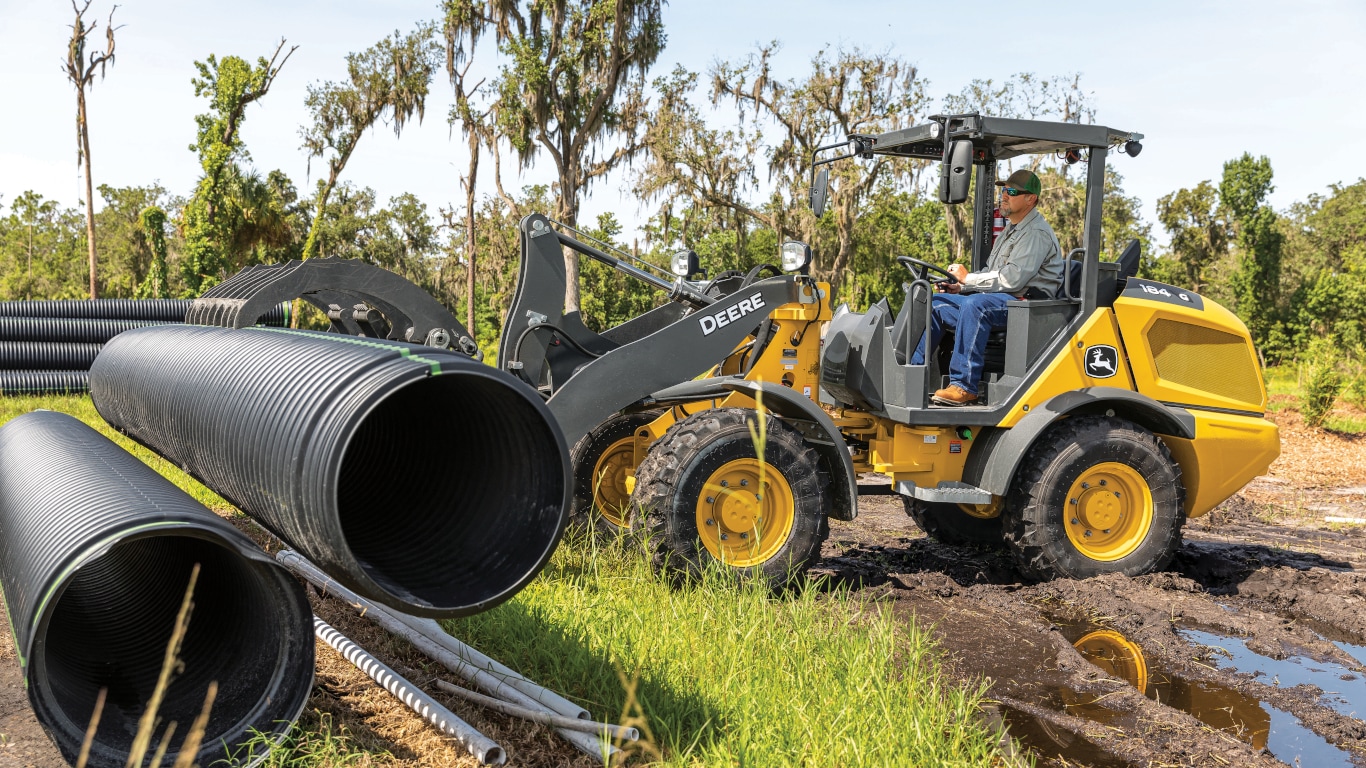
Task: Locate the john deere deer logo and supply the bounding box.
[1085,345,1118,379]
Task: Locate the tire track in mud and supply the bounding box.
[819,491,1366,768]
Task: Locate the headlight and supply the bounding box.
[671,249,699,278]
[780,241,811,272]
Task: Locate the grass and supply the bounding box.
[445,533,1005,767]
[1263,365,1366,435]
[1,395,1009,767]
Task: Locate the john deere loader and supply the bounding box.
[192,114,1280,585]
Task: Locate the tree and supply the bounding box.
[1221,153,1283,350]
[182,41,295,295]
[137,206,169,299]
[1156,181,1227,293]
[63,0,118,299]
[0,192,88,301]
[93,183,168,297]
[300,25,440,260]
[711,44,929,297]
[446,0,666,312]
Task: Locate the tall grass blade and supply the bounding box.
[125,563,200,768]
[74,687,107,768]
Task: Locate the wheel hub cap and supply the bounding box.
[695,458,795,567]
[1064,462,1154,562]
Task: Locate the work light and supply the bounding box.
[780,241,812,273]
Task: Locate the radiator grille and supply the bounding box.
[1148,319,1263,406]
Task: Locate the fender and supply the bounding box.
[965,386,1196,497]
[645,378,859,522]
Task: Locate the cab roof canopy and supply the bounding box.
[869,114,1142,161]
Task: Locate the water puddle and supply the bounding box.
[1179,627,1366,719]
[1049,620,1354,768]
[995,704,1129,768]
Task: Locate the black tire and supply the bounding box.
[569,411,661,535]
[902,498,1004,547]
[1003,416,1186,580]
[631,408,831,587]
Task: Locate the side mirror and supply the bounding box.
[670,249,702,279]
[810,167,829,217]
[937,139,973,205]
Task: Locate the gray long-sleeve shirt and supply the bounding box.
[962,207,1063,297]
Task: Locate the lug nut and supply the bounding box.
[720,533,728,541]
[740,532,749,540]
[1099,480,1108,487]
[721,480,729,487]
[706,518,715,526]
[1103,529,1111,534]
[1084,530,1093,537]
[1070,518,1080,525]
[1070,498,1078,505]
[706,497,714,504]
[740,479,749,487]
[1082,482,1090,489]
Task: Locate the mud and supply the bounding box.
[817,484,1366,768]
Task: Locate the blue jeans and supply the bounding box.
[909,292,1013,395]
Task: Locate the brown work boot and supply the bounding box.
[932,384,978,406]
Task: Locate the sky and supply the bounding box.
[1,0,1364,250]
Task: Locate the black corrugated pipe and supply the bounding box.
[0,298,288,325]
[0,370,89,395]
[90,325,570,618]
[0,341,102,369]
[0,411,313,768]
[0,317,166,343]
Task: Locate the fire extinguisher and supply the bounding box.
[991,207,1005,245]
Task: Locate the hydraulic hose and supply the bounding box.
[0,341,101,370]
[90,325,570,618]
[0,316,165,343]
[0,370,89,395]
[0,411,313,768]
[0,298,288,325]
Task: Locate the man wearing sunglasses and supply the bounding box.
[910,168,1063,406]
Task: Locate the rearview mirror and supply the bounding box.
[938,139,973,205]
[810,167,829,217]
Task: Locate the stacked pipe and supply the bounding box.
[0,299,289,395]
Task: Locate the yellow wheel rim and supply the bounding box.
[591,435,637,528]
[959,495,1003,520]
[1073,629,1149,694]
[1064,462,1154,561]
[694,458,795,567]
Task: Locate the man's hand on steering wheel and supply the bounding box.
[897,256,962,293]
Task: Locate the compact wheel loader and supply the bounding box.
[194,114,1280,586]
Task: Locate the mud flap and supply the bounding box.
[645,378,859,521]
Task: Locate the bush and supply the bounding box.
[1300,340,1343,428]
[1346,362,1366,410]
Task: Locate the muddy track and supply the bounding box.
[818,487,1366,768]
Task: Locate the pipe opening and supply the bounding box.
[32,534,309,766]
[339,371,566,612]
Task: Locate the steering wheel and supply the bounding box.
[897,256,958,285]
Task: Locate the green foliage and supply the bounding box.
[182,45,294,295]
[577,212,666,331]
[300,25,440,260]
[136,205,169,298]
[1299,339,1343,429]
[92,183,169,298]
[1346,357,1366,410]
[1156,180,1228,293]
[0,191,88,301]
[1221,153,1283,350]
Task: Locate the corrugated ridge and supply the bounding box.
[0,298,287,325]
[0,370,89,394]
[0,341,101,370]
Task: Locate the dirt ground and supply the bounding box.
[3,406,1365,767]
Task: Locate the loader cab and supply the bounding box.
[815,114,1145,426]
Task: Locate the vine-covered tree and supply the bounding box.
[182,41,295,295]
[445,0,665,312]
[1156,181,1228,294]
[137,205,169,299]
[1221,153,1282,350]
[300,25,440,260]
[63,0,118,299]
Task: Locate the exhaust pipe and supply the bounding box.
[90,325,570,618]
[0,411,313,768]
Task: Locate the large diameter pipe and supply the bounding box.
[90,325,570,618]
[313,616,506,765]
[0,411,314,768]
[0,316,165,343]
[0,298,288,325]
[0,341,102,370]
[0,370,88,395]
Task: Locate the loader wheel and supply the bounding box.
[570,411,660,534]
[1003,416,1185,580]
[902,498,1003,548]
[631,408,830,587]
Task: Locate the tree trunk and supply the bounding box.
[78,88,98,299]
[559,172,580,314]
[464,133,480,344]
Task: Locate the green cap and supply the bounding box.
[995,169,1041,196]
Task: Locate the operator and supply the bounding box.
[910,169,1063,406]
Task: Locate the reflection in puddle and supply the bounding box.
[1055,622,1354,768]
[1179,628,1366,719]
[996,705,1129,768]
